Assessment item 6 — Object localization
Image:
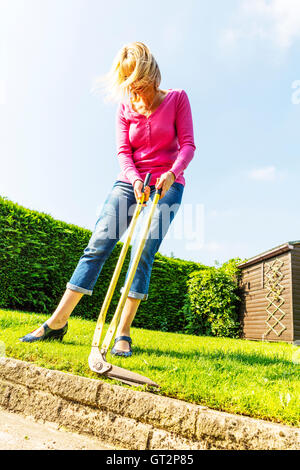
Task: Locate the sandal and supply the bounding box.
[110,335,132,357]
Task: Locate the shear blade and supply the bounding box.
[104,363,159,388]
[88,349,159,388]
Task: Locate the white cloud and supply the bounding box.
[221,0,300,51]
[248,165,288,181]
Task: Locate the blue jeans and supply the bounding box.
[66,180,184,300]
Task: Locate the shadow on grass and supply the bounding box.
[45,336,296,370]
[132,346,296,369]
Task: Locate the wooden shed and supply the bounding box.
[238,241,300,343]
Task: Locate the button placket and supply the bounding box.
[145,118,151,149]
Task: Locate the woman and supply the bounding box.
[19,42,196,356]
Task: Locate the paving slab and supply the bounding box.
[0,408,114,450]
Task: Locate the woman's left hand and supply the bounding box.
[155,171,175,199]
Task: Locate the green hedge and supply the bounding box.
[0,196,204,332]
[0,196,243,336]
[182,259,242,338]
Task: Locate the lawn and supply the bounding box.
[0,308,299,427]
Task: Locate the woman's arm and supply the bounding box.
[116,103,143,187]
[169,89,196,179]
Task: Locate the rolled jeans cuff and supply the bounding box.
[120,286,148,301]
[66,282,93,296]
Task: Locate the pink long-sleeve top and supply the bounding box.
[116,88,196,187]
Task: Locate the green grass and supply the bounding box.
[0,308,299,427]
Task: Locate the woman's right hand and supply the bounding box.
[134,179,150,206]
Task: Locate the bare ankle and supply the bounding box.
[117,330,130,338]
[47,318,68,329]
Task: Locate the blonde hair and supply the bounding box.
[91,42,161,103]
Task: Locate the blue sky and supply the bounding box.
[0,0,299,265]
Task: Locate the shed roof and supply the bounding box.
[238,240,300,268]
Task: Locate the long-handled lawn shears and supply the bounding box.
[88,172,160,387]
